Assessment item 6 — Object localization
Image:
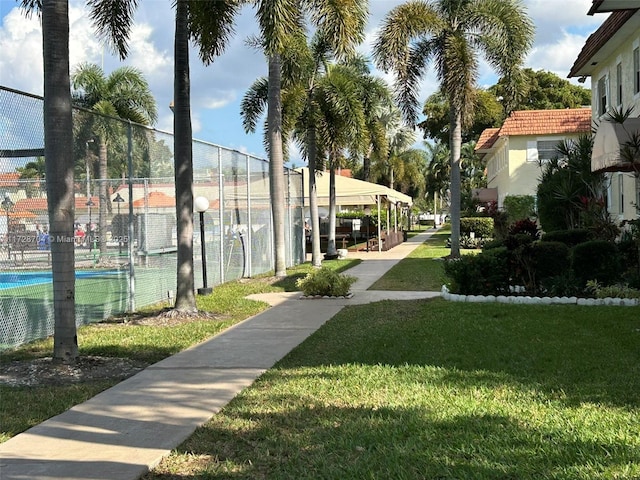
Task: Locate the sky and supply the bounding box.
[0,0,607,165]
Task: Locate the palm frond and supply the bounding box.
[256,0,304,54]
[87,0,139,59]
[189,0,245,64]
[308,0,368,59]
[240,77,269,133]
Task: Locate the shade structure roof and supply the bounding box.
[592,117,640,173]
[298,168,412,207]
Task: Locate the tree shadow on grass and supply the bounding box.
[170,397,638,479]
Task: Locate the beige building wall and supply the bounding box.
[591,31,640,221]
[486,133,584,208]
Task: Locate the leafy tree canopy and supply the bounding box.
[490,68,591,112]
[419,69,591,144]
[419,89,503,144]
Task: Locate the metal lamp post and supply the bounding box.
[364,206,371,253]
[86,197,95,251]
[194,196,212,295]
[2,193,14,261]
[113,192,125,254]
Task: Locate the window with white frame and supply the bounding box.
[616,62,623,106]
[597,75,608,116]
[537,140,561,162]
[634,47,640,95]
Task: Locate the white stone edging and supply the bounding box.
[440,285,639,306]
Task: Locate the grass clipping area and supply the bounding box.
[148,300,640,479]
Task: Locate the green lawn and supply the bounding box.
[147,299,640,479]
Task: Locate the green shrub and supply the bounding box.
[444,248,510,295]
[507,239,569,294]
[296,267,357,297]
[532,241,570,282]
[482,238,505,251]
[540,271,582,297]
[572,240,622,287]
[503,195,536,224]
[541,229,593,246]
[460,217,494,238]
[504,233,534,251]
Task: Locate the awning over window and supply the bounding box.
[591,117,640,173]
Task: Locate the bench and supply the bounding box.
[317,234,349,249]
[7,233,51,266]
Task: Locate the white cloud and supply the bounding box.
[527,32,591,79]
[202,91,237,110]
[0,7,43,94]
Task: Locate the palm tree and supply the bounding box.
[252,0,367,275]
[72,63,157,262]
[90,0,242,312]
[19,0,78,363]
[314,63,367,258]
[373,0,534,257]
[370,104,416,190]
[424,140,451,222]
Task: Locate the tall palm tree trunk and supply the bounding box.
[363,151,371,182]
[97,137,108,261]
[268,53,286,277]
[325,159,338,258]
[433,190,438,227]
[43,0,78,363]
[449,104,462,258]
[306,123,322,267]
[173,0,196,312]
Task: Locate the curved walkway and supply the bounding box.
[0,229,439,480]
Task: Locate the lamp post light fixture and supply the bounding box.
[364,206,371,253]
[113,192,125,254]
[2,193,14,261]
[194,196,212,295]
[86,197,95,251]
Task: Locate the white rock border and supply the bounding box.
[440,285,639,306]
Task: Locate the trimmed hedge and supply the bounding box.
[541,229,592,246]
[460,217,494,238]
[444,247,510,295]
[571,240,622,286]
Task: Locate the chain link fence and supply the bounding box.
[0,86,305,350]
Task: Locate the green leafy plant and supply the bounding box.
[503,195,536,224]
[460,217,494,238]
[572,240,622,287]
[296,267,357,297]
[444,247,510,295]
[585,280,640,299]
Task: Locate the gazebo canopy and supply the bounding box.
[299,168,412,207]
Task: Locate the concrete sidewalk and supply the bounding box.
[0,229,440,480]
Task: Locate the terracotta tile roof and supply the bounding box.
[132,191,175,208]
[14,196,102,211]
[568,9,638,77]
[0,172,20,187]
[498,108,592,136]
[475,109,592,155]
[475,128,500,151]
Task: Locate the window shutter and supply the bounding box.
[526,141,538,162]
